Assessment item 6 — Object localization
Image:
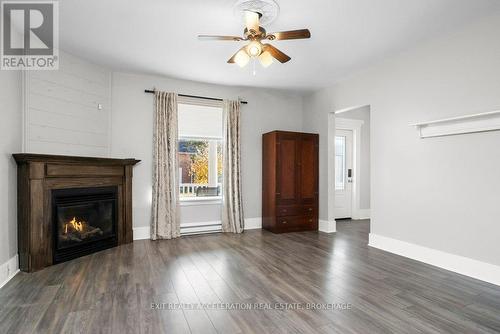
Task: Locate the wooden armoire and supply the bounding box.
[262,131,319,233]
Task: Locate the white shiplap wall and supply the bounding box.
[23,52,112,157]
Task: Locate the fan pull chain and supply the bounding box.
[252,58,257,76]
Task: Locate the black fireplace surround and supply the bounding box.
[52,186,118,263]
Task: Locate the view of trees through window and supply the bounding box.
[179,139,222,197]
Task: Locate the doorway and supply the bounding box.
[331,105,371,221]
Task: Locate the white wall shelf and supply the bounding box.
[412,110,500,138]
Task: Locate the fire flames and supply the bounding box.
[60,216,103,243]
[64,217,85,234]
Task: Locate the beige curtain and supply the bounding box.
[151,91,180,240]
[222,100,244,233]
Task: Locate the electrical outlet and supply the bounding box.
[97,103,103,110]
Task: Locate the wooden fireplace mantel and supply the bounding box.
[13,153,140,272]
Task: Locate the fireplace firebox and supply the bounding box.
[52,186,118,263]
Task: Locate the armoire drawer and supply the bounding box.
[275,215,316,228]
[276,205,302,216]
[276,215,300,227]
[277,205,317,217]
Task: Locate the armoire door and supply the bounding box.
[276,133,300,205]
[299,134,318,205]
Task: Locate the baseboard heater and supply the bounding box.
[180,222,222,236]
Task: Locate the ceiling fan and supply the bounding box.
[198,10,311,68]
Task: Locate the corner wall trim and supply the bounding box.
[319,220,336,233]
[0,254,20,290]
[369,233,500,287]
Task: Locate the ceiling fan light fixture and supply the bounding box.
[258,50,273,67]
[244,10,261,33]
[235,0,280,26]
[234,49,250,67]
[247,41,262,57]
[201,1,310,70]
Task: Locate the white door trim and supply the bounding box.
[327,113,337,230]
[335,117,364,220]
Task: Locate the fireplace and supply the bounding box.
[52,186,118,263]
[14,153,140,272]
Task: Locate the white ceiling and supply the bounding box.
[59,0,500,91]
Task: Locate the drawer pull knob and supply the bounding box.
[309,219,313,222]
[283,209,287,212]
[282,221,287,224]
[308,208,313,211]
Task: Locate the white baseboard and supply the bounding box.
[133,217,262,240]
[244,217,262,230]
[369,233,500,287]
[353,209,370,220]
[319,220,336,233]
[0,254,19,290]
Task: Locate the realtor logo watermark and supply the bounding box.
[1,1,58,70]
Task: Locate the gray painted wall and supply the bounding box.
[303,89,334,222]
[25,52,112,157]
[304,12,500,266]
[337,106,371,210]
[0,71,22,265]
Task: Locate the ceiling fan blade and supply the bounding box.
[198,35,243,41]
[244,10,260,33]
[262,44,291,63]
[267,29,311,40]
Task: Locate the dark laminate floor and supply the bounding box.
[1,220,500,334]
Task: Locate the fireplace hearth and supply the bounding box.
[14,153,140,272]
[52,186,118,263]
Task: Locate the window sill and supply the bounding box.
[179,196,222,206]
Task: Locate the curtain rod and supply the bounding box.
[144,89,248,104]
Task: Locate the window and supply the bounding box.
[178,139,222,198]
[178,103,223,200]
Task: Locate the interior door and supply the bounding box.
[334,129,353,219]
[276,133,299,205]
